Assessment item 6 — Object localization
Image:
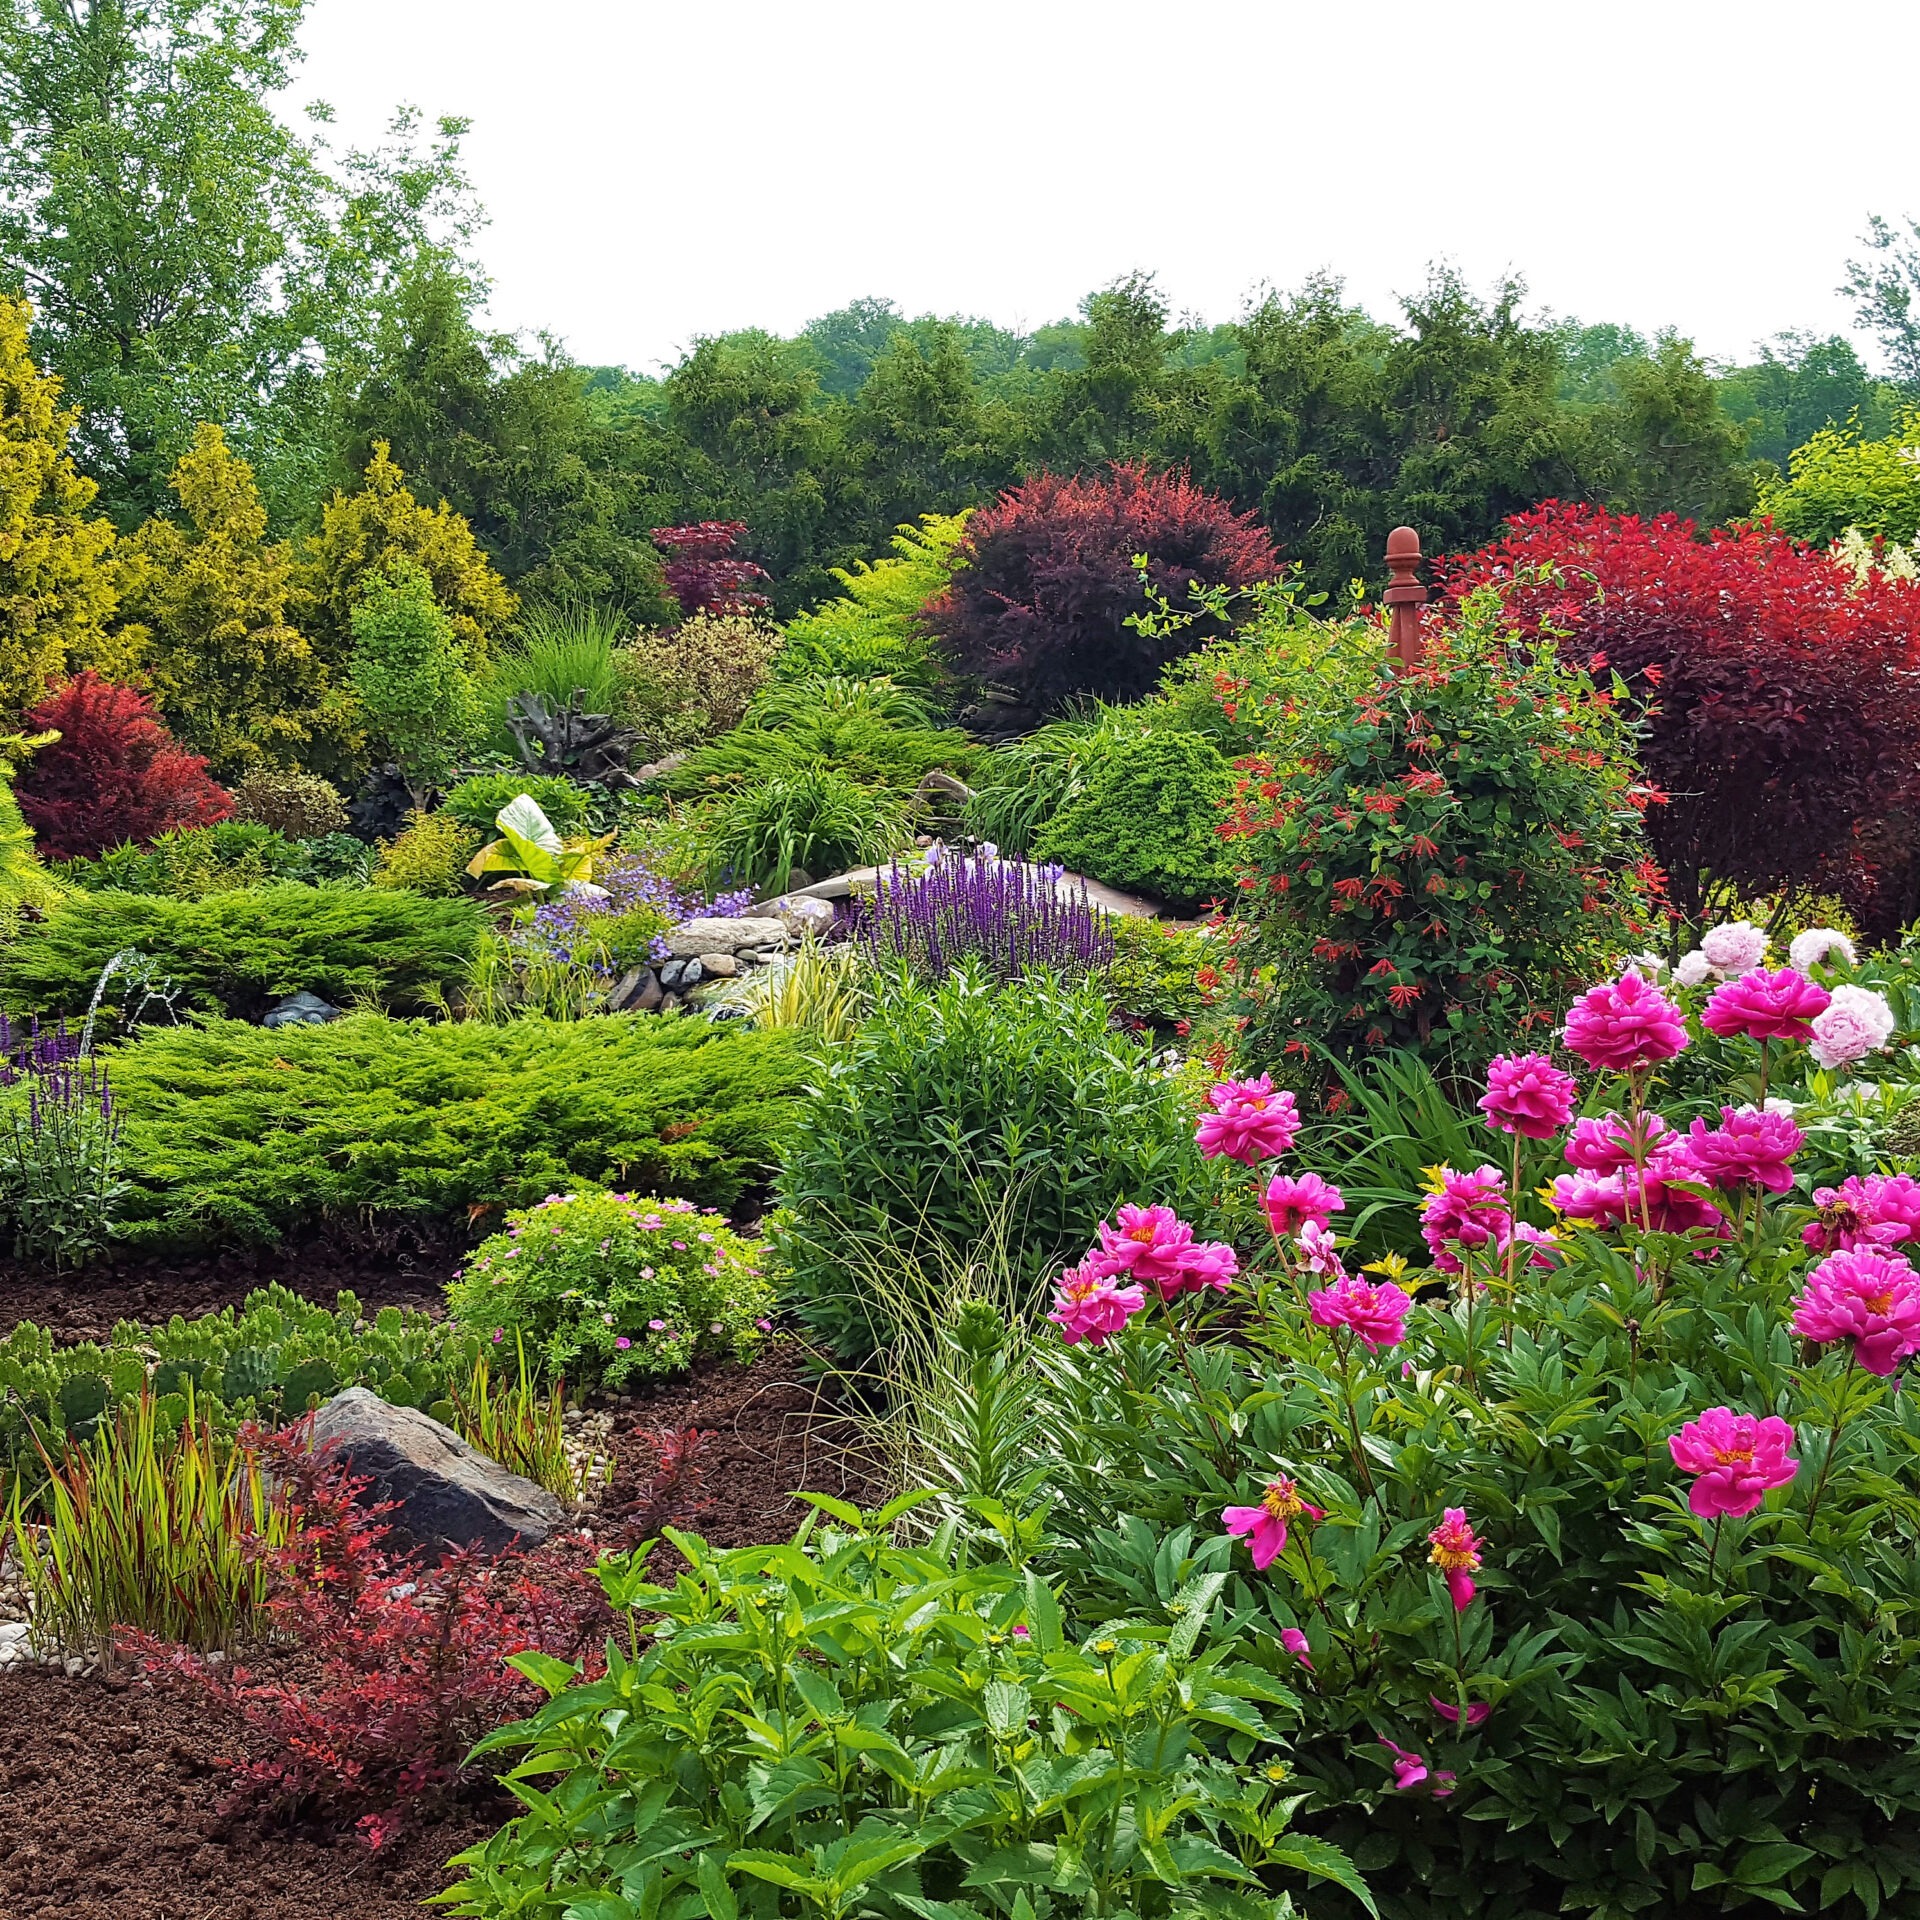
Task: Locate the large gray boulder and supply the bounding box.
[665,914,790,959]
[309,1388,565,1554]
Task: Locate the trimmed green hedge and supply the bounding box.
[95,1013,805,1249]
[0,884,484,1022]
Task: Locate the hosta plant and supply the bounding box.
[467,793,615,899]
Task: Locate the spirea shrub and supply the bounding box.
[448,1190,772,1387]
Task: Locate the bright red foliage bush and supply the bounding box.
[1443,504,1920,931]
[14,671,231,860]
[925,463,1281,711]
[648,520,772,617]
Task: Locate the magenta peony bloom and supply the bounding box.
[1264,1171,1345,1237]
[1667,1408,1799,1518]
[1809,984,1897,1071]
[1280,1627,1313,1668]
[1427,1507,1484,1611]
[1550,1151,1726,1237]
[1430,1695,1492,1727]
[1196,1074,1301,1164]
[1092,1204,1198,1290]
[1379,1737,1454,1796]
[1223,1475,1325,1571]
[1564,1110,1677,1175]
[1803,1173,1920,1253]
[1164,1236,1240,1301]
[1048,1263,1149,1346]
[1790,1247,1920,1375]
[1701,966,1831,1043]
[1479,1052,1578,1139]
[1512,1222,1562,1268]
[1681,1105,1803,1194]
[1309,1274,1413,1350]
[1419,1165,1512,1274]
[1561,968,1690,1074]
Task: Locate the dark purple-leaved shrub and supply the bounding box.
[856,849,1114,984]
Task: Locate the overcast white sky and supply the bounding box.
[289,0,1920,377]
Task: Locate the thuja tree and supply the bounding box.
[1216,589,1660,1083]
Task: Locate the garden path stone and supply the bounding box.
[309,1387,565,1554]
[665,915,789,958]
[785,866,1158,918]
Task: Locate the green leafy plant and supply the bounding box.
[56,821,345,898]
[621,608,785,746]
[712,939,871,1042]
[964,715,1109,858]
[466,794,614,898]
[443,771,590,837]
[448,1189,772,1388]
[438,1497,1368,1920]
[373,807,483,895]
[228,768,351,840]
[704,765,913,894]
[1100,917,1213,1030]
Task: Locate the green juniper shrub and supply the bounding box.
[439,1499,1369,1920]
[442,771,591,838]
[0,884,483,1022]
[447,1190,772,1388]
[97,1012,803,1250]
[1032,728,1238,910]
[772,963,1214,1359]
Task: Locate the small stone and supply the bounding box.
[606,967,647,1011]
[659,959,685,988]
[633,970,664,1013]
[699,952,738,977]
[660,991,682,1014]
[760,894,837,939]
[679,959,704,987]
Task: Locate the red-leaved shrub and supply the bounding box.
[925,462,1281,711]
[1443,504,1920,933]
[649,521,772,617]
[15,672,231,860]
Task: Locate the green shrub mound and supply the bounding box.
[98,1012,803,1250]
[773,965,1212,1358]
[442,771,590,837]
[1032,727,1237,909]
[55,822,372,898]
[448,1190,773,1387]
[0,884,482,1021]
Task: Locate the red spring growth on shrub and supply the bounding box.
[648,521,772,617]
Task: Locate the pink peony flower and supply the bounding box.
[1427,1507,1484,1611]
[1430,1695,1492,1728]
[1790,1247,1920,1375]
[1550,1151,1726,1237]
[1803,1173,1920,1253]
[1564,1109,1677,1175]
[1296,1218,1345,1278]
[1379,1737,1455,1796]
[1048,1263,1149,1347]
[1223,1475,1326,1571]
[1561,968,1689,1074]
[1681,1105,1803,1194]
[1280,1627,1313,1668]
[1667,1408,1799,1518]
[1512,1222,1561,1268]
[1309,1275,1412,1350]
[1196,1074,1301,1164]
[1809,984,1896,1071]
[1701,920,1768,973]
[1701,966,1830,1044]
[1164,1237,1240,1300]
[1419,1166,1511,1274]
[1789,928,1856,972]
[1092,1204,1197,1290]
[1479,1052,1578,1139]
[1263,1171,1345,1237]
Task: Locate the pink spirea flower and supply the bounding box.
[1430,1696,1492,1727]
[1280,1627,1313,1668]
[1264,1171,1345,1237]
[1802,1173,1920,1253]
[1701,967,1831,1044]
[1790,1247,1920,1376]
[1701,920,1768,973]
[1479,1052,1578,1139]
[1379,1737,1454,1796]
[1667,1408,1800,1518]
[1296,1218,1345,1278]
[1419,1166,1511,1274]
[1561,968,1690,1074]
[1427,1507,1484,1611]
[1309,1275,1412,1350]
[1809,984,1897,1071]
[1682,1105,1803,1194]
[1222,1475,1326,1571]
[1196,1074,1301,1164]
[1564,1110,1677,1175]
[1048,1263,1149,1347]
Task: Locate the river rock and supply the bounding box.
[758,893,838,939]
[699,952,739,977]
[309,1388,565,1554]
[666,915,790,959]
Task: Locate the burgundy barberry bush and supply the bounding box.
[924,462,1281,710]
[1443,503,1920,934]
[15,671,231,860]
[648,521,772,617]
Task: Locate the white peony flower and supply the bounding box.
[1673,950,1713,987]
[1788,927,1856,972]
[1809,984,1897,1071]
[1700,920,1768,974]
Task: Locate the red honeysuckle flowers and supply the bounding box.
[1419,1165,1511,1274]
[1561,967,1689,1074]
[1802,1173,1920,1253]
[1667,1408,1799,1518]
[1701,966,1831,1044]
[1196,1074,1300,1165]
[1379,1737,1454,1796]
[1263,1171,1345,1237]
[1308,1274,1412,1350]
[1681,1105,1803,1194]
[1790,1248,1920,1376]
[1047,1264,1147,1347]
[1479,1052,1577,1139]
[1222,1475,1325,1570]
[1427,1507,1484,1611]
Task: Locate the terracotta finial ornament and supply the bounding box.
[1384,525,1427,668]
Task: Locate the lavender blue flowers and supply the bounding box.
[856,848,1114,985]
[0,1020,126,1270]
